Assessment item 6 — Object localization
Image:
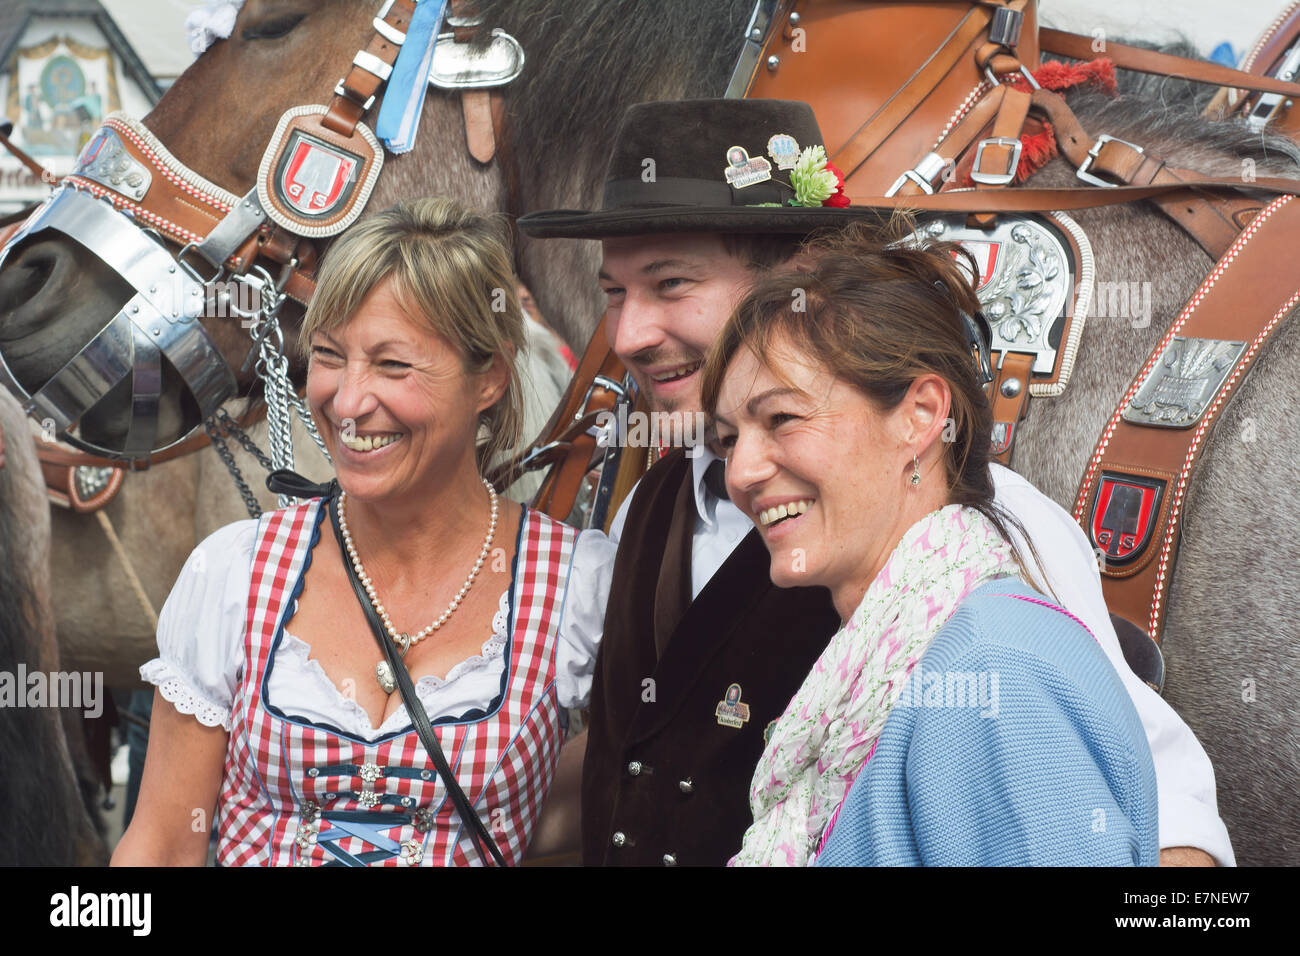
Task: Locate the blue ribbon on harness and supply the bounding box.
[375,0,447,154]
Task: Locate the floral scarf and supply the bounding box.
[730,505,1019,867]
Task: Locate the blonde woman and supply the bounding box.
[113,198,604,866]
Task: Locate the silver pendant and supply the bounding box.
[376,660,397,694]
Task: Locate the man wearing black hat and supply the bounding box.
[520,99,1230,867]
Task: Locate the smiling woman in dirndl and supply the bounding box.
[112,198,602,867]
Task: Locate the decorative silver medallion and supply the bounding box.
[908,213,1093,396]
[73,127,152,201]
[356,762,383,808]
[376,660,397,694]
[1122,336,1248,428]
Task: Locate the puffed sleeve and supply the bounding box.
[138,519,258,731]
[553,527,619,710]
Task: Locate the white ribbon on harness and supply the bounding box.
[185,0,243,57]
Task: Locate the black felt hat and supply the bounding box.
[517,99,882,239]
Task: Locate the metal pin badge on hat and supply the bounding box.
[767,133,801,170]
[724,146,772,189]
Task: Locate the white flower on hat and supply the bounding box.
[789,146,837,207]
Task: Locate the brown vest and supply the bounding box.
[581,450,841,866]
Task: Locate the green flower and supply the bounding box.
[789,145,836,207]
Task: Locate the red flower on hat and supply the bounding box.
[823,162,850,208]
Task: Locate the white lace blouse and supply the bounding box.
[141,517,604,742]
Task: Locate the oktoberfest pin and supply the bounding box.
[724,146,772,189]
[767,133,800,170]
[256,104,383,238]
[715,683,751,729]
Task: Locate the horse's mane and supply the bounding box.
[1050,40,1300,177]
[476,0,752,190]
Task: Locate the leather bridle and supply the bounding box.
[0,0,521,465]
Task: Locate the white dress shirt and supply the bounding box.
[564,451,1235,863]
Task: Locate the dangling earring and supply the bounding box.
[910,454,921,486]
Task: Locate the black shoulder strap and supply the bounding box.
[326,491,507,867]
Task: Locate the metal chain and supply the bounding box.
[243,269,297,507]
[212,262,334,512]
[214,406,273,470]
[204,411,265,519]
[289,387,331,459]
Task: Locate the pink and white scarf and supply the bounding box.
[730,504,1019,867]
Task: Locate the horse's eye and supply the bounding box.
[242,13,306,41]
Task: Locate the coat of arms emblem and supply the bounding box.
[276,131,360,217]
[1090,472,1166,566]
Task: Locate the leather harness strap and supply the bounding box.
[1027,90,1265,260]
[986,351,1033,464]
[34,401,270,511]
[1039,27,1300,100]
[513,314,626,522]
[1071,194,1300,644]
[832,4,996,181]
[323,0,414,137]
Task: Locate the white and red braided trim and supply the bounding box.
[931,81,994,152]
[102,112,239,213]
[1146,281,1300,634]
[63,177,207,246]
[1241,1,1300,75]
[1071,193,1295,524]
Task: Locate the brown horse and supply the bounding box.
[0,389,105,866]
[0,0,755,862]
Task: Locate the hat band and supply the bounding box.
[602,176,790,211]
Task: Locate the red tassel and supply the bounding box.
[1014,123,1058,182]
[956,58,1116,187]
[1009,58,1119,96]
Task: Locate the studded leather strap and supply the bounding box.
[323,0,416,137]
[1072,194,1300,644]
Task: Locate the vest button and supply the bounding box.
[612,831,627,848]
[662,853,677,866]
[678,778,694,794]
[627,760,642,776]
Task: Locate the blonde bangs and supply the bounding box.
[298,198,526,475]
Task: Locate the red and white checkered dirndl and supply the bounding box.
[213,497,575,866]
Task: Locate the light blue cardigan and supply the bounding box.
[815,578,1158,867]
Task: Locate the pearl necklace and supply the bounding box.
[338,479,498,692]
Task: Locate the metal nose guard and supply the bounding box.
[0,186,238,461]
